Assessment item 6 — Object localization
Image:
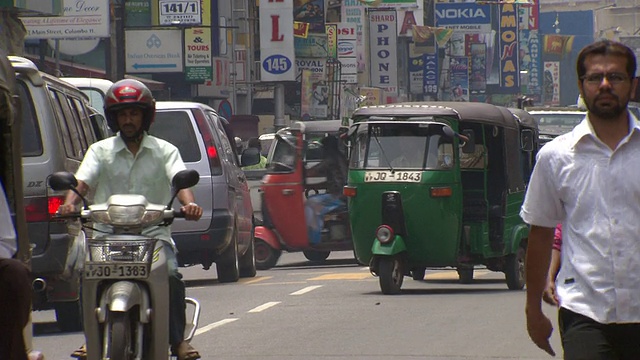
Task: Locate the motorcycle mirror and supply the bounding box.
[49,171,78,191]
[48,172,89,210]
[168,170,200,209]
[172,169,200,191]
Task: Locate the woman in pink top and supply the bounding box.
[542,224,562,306]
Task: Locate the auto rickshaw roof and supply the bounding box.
[508,107,538,129]
[287,120,344,134]
[352,102,526,130]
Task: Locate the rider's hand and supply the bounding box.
[57,203,77,215]
[526,306,556,356]
[181,202,203,221]
[542,280,559,307]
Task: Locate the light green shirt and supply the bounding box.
[242,155,267,170]
[76,133,186,243]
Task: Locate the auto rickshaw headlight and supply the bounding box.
[375,225,394,244]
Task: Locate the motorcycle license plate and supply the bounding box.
[84,264,150,279]
[364,171,421,183]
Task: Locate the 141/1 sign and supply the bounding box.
[159,0,201,25]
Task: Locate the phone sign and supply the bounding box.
[262,54,292,75]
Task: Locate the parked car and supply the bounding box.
[525,106,586,147]
[10,56,102,331]
[61,77,112,116]
[149,101,258,282]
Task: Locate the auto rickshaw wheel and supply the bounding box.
[303,250,330,262]
[378,256,404,295]
[505,246,526,290]
[411,267,426,281]
[457,266,474,284]
[254,239,281,270]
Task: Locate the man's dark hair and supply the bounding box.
[247,137,261,151]
[576,40,637,79]
[321,135,339,154]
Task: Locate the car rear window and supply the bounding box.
[17,80,43,157]
[150,110,201,162]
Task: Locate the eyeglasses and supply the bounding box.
[580,72,629,85]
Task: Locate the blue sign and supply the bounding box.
[435,3,491,26]
[218,100,232,119]
[423,54,438,97]
[262,55,293,75]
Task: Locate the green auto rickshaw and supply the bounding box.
[344,102,538,294]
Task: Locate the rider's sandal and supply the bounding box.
[70,344,87,360]
[172,342,201,360]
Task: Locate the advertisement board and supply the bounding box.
[260,0,296,81]
[369,10,398,96]
[435,2,491,33]
[184,27,212,82]
[22,0,109,39]
[125,29,183,73]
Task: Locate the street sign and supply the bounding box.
[159,0,202,25]
[125,30,183,73]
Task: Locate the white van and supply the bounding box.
[61,77,113,116]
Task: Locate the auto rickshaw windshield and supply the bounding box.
[349,121,455,170]
[267,131,297,172]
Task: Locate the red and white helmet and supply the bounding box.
[104,79,156,132]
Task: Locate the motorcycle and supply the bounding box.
[48,169,201,360]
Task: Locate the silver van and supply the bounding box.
[150,101,257,282]
[11,56,100,331]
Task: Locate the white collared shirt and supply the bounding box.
[0,183,17,259]
[76,133,186,243]
[521,113,640,324]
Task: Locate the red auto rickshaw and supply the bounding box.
[254,120,352,270]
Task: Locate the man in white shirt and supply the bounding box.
[0,182,32,360]
[521,40,640,359]
[58,79,203,360]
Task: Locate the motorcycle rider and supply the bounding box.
[57,79,202,360]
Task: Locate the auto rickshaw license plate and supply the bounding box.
[364,171,422,183]
[84,263,150,279]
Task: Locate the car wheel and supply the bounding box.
[217,224,240,283]
[378,256,404,295]
[505,246,526,290]
[55,300,83,332]
[457,266,474,284]
[302,250,330,262]
[239,231,257,278]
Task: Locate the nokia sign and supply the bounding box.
[435,3,491,25]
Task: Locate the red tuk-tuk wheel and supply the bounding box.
[303,250,330,262]
[254,239,281,270]
[411,267,426,281]
[457,266,474,284]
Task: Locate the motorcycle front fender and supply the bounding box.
[97,281,151,323]
[371,235,406,256]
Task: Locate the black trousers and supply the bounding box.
[559,307,640,360]
[0,258,31,360]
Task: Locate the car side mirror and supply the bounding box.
[49,171,78,191]
[241,147,261,167]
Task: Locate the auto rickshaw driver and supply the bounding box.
[304,135,348,244]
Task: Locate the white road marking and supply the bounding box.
[194,318,238,336]
[248,301,281,313]
[290,285,323,295]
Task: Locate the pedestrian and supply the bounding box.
[542,224,562,307]
[521,39,640,359]
[58,79,203,360]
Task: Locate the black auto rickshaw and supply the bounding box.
[1,50,41,357]
[345,102,538,294]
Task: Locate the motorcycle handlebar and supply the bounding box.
[51,212,82,220]
[172,210,186,218]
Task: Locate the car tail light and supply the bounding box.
[24,196,65,222]
[343,185,357,197]
[375,225,394,244]
[193,110,222,175]
[430,186,452,197]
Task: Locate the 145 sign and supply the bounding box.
[159,0,202,25]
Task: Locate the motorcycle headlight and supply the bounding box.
[375,225,394,244]
[141,210,164,226]
[88,239,156,262]
[108,205,145,225]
